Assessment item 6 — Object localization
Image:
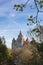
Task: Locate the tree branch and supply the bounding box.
[39,10,43,12]
[24,0,30,6]
[34,0,39,23]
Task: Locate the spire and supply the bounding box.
[20,30,21,33]
[17,31,23,41]
[19,30,22,35]
[18,31,23,38]
[23,38,30,46]
[26,38,30,43]
[26,38,28,41]
[12,38,16,43]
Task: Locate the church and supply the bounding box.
[12,31,30,50]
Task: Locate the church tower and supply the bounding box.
[12,38,16,49]
[12,31,25,49]
[17,31,24,47]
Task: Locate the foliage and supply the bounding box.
[14,0,43,41]
[14,4,25,11]
[0,37,14,65]
[39,43,43,53]
[13,0,43,64]
[0,37,7,65]
[13,42,41,65]
[40,0,43,8]
[30,38,43,65]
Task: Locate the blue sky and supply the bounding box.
[0,0,43,48]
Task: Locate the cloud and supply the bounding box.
[8,13,15,18]
[0,0,36,48]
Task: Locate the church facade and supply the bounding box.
[12,31,29,50]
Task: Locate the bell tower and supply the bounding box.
[17,31,24,47]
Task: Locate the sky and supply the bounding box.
[0,0,43,48]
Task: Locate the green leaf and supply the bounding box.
[40,0,43,3]
[18,5,20,7]
[30,16,32,18]
[32,28,40,33]
[40,0,43,8]
[19,7,23,11]
[40,4,43,8]
[28,18,35,24]
[32,28,37,32]
[14,4,17,7]
[16,8,18,11]
[28,18,31,20]
[22,4,25,7]
[27,23,29,26]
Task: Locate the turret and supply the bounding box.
[17,31,23,41]
[23,38,30,46]
[16,31,24,47]
[12,38,16,49]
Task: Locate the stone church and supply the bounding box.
[12,31,30,50]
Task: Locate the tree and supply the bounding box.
[13,0,43,65]
[0,37,7,65]
[13,42,41,65]
[14,0,43,41]
[0,37,14,65]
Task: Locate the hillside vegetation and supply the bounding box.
[0,37,43,65]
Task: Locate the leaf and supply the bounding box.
[18,5,21,7]
[14,4,17,7]
[27,23,29,26]
[36,32,41,36]
[30,16,32,18]
[28,18,35,24]
[22,4,25,7]
[14,4,25,12]
[40,4,43,8]
[28,16,32,21]
[16,8,18,11]
[40,0,43,3]
[32,28,40,33]
[28,18,30,20]
[19,7,23,11]
[40,0,43,8]
[32,28,37,32]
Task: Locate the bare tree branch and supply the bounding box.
[24,0,30,6]
[39,10,43,12]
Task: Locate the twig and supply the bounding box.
[24,0,30,6]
